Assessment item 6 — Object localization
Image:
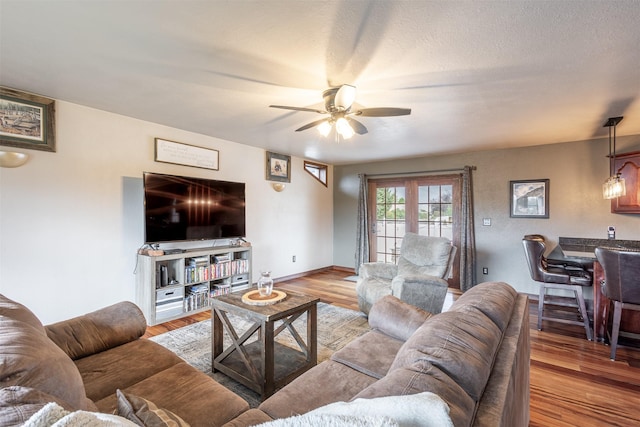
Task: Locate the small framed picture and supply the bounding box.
[0,87,56,152]
[266,151,291,183]
[510,179,549,218]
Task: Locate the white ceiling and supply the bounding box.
[1,1,639,165]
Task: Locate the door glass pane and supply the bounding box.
[375,185,405,262]
[418,184,453,238]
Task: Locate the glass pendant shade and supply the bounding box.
[335,117,355,139]
[602,116,625,200]
[317,121,332,137]
[603,175,626,199]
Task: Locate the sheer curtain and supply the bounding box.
[460,166,477,291]
[354,173,369,275]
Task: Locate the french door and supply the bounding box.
[367,174,461,287]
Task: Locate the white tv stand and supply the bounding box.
[135,246,252,326]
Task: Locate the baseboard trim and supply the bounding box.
[272,265,354,284]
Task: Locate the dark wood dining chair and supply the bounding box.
[594,247,640,360]
[522,235,593,340]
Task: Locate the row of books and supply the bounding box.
[184,259,249,283]
[211,259,249,278]
[210,284,231,297]
[184,284,210,312]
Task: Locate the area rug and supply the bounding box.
[150,302,370,408]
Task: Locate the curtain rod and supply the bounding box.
[361,165,476,179]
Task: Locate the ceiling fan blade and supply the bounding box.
[335,84,356,110]
[355,107,412,117]
[346,117,368,135]
[295,118,330,132]
[269,105,327,114]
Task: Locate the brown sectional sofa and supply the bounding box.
[0,280,529,426]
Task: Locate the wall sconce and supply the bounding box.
[602,116,625,200]
[272,183,286,192]
[0,151,29,168]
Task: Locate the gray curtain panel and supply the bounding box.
[355,173,369,275]
[460,166,477,291]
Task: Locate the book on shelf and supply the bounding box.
[185,284,210,311]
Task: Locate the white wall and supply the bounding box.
[0,101,333,324]
[333,135,640,298]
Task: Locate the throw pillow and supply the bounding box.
[116,389,190,427]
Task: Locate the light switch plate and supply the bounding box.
[482,218,491,226]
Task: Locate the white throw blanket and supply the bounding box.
[258,391,453,427]
[24,402,137,427]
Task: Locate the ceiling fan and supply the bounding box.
[269,85,411,139]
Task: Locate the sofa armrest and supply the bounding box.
[359,262,398,280]
[392,274,449,314]
[45,301,147,360]
[368,295,433,341]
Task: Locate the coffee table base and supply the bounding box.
[211,291,318,400]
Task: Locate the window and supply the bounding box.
[304,160,328,186]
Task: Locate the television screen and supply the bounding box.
[143,172,246,244]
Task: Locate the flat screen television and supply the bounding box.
[143,172,246,244]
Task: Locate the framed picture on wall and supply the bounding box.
[510,179,549,218]
[0,87,56,152]
[266,151,291,183]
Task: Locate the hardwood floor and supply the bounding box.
[145,269,640,426]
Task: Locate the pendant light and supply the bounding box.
[602,116,625,200]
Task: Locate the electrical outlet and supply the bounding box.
[482,267,488,275]
[482,218,491,226]
[292,255,296,262]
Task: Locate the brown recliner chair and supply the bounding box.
[522,235,593,340]
[595,247,640,360]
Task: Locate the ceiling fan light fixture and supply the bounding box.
[317,120,332,137]
[334,84,356,110]
[335,117,354,139]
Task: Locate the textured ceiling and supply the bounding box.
[1,0,639,165]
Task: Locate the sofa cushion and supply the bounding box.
[0,316,95,411]
[75,339,184,402]
[389,306,503,402]
[0,386,74,427]
[259,360,378,419]
[353,366,475,427]
[448,281,517,331]
[368,295,433,341]
[94,363,250,427]
[222,409,273,427]
[46,301,147,361]
[330,330,404,379]
[397,234,452,278]
[116,389,190,427]
[0,294,45,334]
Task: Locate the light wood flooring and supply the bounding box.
[145,268,640,427]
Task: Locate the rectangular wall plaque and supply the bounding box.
[155,138,219,170]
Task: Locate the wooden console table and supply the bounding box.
[211,289,319,400]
